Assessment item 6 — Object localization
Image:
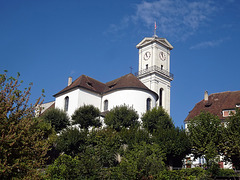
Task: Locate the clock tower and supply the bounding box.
[136,36,174,114]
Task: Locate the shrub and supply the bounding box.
[42,108,70,133]
[71,105,101,130]
[45,154,83,180]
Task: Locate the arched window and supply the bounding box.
[104,100,108,111]
[64,96,69,112]
[146,98,151,111]
[159,88,163,107]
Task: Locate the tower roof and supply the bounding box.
[136,37,173,50]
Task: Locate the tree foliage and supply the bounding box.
[45,154,83,180]
[118,127,151,150]
[187,111,222,164]
[104,105,139,131]
[153,127,191,168]
[0,71,50,179]
[87,127,123,168]
[56,127,87,157]
[42,108,70,133]
[221,109,240,169]
[142,107,191,168]
[110,142,166,179]
[142,106,174,133]
[71,105,101,129]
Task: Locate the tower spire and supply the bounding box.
[153,21,158,38]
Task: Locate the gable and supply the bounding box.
[136,37,173,50]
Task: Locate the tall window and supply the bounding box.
[146,98,151,111]
[104,100,108,111]
[64,96,69,112]
[159,88,163,107]
[146,64,148,69]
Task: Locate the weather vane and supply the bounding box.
[153,21,158,38]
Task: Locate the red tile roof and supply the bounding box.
[104,73,152,93]
[185,91,240,122]
[54,75,106,97]
[54,73,158,98]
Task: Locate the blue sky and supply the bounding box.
[1,0,240,127]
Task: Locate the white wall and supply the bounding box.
[78,88,102,110]
[139,74,171,114]
[55,88,101,118]
[55,87,157,120]
[102,89,157,118]
[55,89,80,117]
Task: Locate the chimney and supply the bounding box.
[204,91,208,101]
[68,77,72,86]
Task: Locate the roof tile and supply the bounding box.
[54,73,157,98]
[185,91,240,122]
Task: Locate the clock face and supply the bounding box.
[144,51,151,60]
[159,51,166,61]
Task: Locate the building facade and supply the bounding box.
[53,73,158,118]
[185,90,240,128]
[136,37,174,114]
[42,35,174,119]
[184,90,240,169]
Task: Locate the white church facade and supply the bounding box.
[42,35,174,118]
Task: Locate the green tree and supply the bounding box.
[118,127,151,150]
[187,111,222,166]
[104,105,139,131]
[142,107,191,168]
[110,142,166,179]
[45,154,83,180]
[221,109,240,169]
[152,126,191,168]
[35,118,56,141]
[71,105,101,130]
[142,106,174,133]
[56,127,87,157]
[42,108,70,133]
[0,71,50,179]
[86,127,122,168]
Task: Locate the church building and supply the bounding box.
[42,35,174,118]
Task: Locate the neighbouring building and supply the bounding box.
[184,90,240,169]
[185,90,240,128]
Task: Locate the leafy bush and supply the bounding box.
[42,108,70,133]
[87,127,122,168]
[104,105,139,131]
[108,142,166,179]
[142,106,174,133]
[71,105,101,130]
[45,154,83,180]
[56,127,87,157]
[158,168,207,180]
[218,168,236,177]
